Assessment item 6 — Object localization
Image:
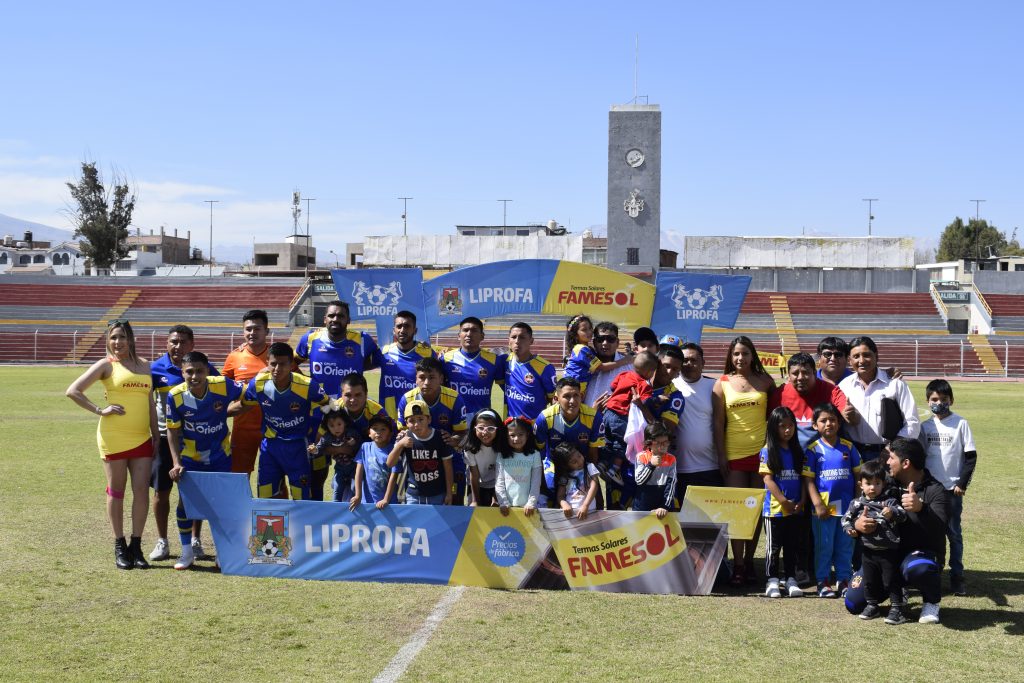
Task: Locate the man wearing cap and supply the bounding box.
[633,326,660,355]
[387,399,454,505]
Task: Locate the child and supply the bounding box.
[386,399,454,505]
[600,350,660,503]
[495,416,542,516]
[803,403,861,598]
[349,414,400,510]
[759,406,807,598]
[563,314,631,396]
[918,378,977,596]
[552,441,600,520]
[462,409,510,507]
[308,410,361,503]
[842,459,908,624]
[632,422,678,518]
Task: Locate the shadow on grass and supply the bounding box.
[967,570,1024,607]
[939,606,1024,635]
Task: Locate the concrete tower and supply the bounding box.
[606,104,661,273]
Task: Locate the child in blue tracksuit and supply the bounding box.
[803,403,861,598]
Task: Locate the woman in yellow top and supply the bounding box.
[66,320,158,570]
[713,335,776,586]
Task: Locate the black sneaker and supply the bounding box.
[114,538,132,570]
[951,575,967,596]
[128,536,150,570]
[884,605,908,625]
[859,604,882,620]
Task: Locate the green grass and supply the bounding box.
[2,368,1023,682]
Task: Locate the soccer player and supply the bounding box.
[534,377,605,505]
[165,352,243,569]
[442,316,506,417]
[503,322,556,419]
[296,300,382,399]
[148,324,219,562]
[378,310,437,420]
[230,342,329,500]
[222,310,270,479]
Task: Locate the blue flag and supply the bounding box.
[652,272,751,343]
[330,268,426,343]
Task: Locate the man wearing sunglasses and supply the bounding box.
[584,322,629,410]
[816,337,854,385]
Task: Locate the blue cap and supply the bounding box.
[659,334,683,348]
[844,570,867,614]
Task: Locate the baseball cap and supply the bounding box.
[843,570,867,615]
[404,399,430,419]
[633,327,658,345]
[659,334,683,348]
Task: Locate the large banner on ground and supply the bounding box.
[421,260,656,335]
[330,268,426,344]
[651,271,752,344]
[180,472,727,595]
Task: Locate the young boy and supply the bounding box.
[386,400,454,505]
[307,410,361,503]
[918,378,977,596]
[600,350,659,509]
[349,414,400,510]
[632,422,678,517]
[842,459,908,624]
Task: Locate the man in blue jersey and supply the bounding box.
[333,373,389,441]
[379,310,437,420]
[165,351,242,569]
[230,342,329,500]
[503,322,556,419]
[442,316,506,417]
[535,377,605,505]
[296,300,382,399]
[148,325,219,562]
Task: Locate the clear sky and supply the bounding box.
[2,1,1021,263]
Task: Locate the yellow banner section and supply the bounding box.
[758,352,789,377]
[448,508,549,590]
[679,486,765,541]
[546,513,687,590]
[543,262,655,330]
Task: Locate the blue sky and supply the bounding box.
[2,1,1021,263]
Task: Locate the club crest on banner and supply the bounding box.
[351,280,403,317]
[439,287,462,316]
[671,284,724,320]
[248,511,293,565]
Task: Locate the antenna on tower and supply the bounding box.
[292,190,301,233]
[634,34,639,103]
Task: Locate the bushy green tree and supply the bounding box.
[936,217,1023,261]
[66,162,136,270]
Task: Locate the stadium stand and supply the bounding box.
[986,294,1024,332]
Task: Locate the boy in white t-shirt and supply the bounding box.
[918,379,977,596]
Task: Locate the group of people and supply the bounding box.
[66,302,977,626]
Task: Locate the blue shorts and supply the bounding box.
[182,451,232,473]
[257,438,311,500]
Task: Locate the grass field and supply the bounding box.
[2,367,1023,682]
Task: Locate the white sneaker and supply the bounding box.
[919,602,941,624]
[785,577,803,597]
[765,579,782,598]
[191,537,207,560]
[174,546,195,571]
[148,538,169,561]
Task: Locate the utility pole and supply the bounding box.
[970,199,986,221]
[398,197,412,236]
[497,199,513,228]
[303,197,316,278]
[862,198,878,236]
[204,200,219,278]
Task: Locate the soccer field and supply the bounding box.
[2,367,1023,682]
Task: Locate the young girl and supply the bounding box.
[461,409,510,507]
[804,403,861,598]
[759,406,806,598]
[494,416,542,516]
[632,422,678,518]
[552,441,600,520]
[562,314,631,397]
[308,410,360,502]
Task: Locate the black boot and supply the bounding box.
[114,537,132,570]
[128,536,150,569]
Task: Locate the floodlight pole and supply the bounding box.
[498,199,513,228]
[970,199,986,221]
[204,200,219,278]
[399,197,412,236]
[303,198,316,278]
[862,198,878,236]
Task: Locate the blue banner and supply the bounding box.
[330,268,426,344]
[422,260,559,335]
[651,272,751,344]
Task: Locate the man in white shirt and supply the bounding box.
[671,342,725,503]
[584,321,628,409]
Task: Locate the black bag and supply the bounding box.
[879,396,905,441]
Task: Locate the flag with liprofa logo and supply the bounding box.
[651,272,751,344]
[330,268,426,344]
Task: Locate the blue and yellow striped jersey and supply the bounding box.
[535,402,605,491]
[442,348,506,417]
[243,370,329,440]
[504,355,556,420]
[562,344,602,395]
[165,376,242,463]
[396,386,468,434]
[378,341,438,420]
[296,328,381,398]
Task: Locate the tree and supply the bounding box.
[66,162,136,270]
[936,217,1023,262]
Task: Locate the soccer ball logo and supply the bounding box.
[262,539,279,557]
[439,288,462,316]
[248,512,293,566]
[352,281,403,308]
[671,284,724,311]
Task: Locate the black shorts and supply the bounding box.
[675,469,725,506]
[150,435,174,492]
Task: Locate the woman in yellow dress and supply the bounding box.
[66,320,158,569]
[713,335,776,586]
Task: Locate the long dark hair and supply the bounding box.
[724,335,769,377]
[764,406,803,475]
[460,409,512,458]
[563,314,593,365]
[504,416,539,455]
[551,441,590,486]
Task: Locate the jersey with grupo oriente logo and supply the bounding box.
[296,328,382,398]
[396,386,468,434]
[442,348,506,417]
[243,371,329,441]
[504,355,556,419]
[165,376,242,463]
[378,341,438,420]
[150,352,219,433]
[534,402,606,491]
[647,384,686,429]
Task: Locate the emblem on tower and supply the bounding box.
[623,189,645,219]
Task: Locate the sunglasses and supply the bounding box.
[820,350,847,359]
[594,335,618,344]
[107,318,128,327]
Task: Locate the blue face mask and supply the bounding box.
[929,402,950,415]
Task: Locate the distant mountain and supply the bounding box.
[0,213,76,244]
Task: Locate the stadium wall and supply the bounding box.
[679,267,925,293]
[974,270,1024,295]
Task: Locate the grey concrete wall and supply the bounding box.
[871,269,915,293]
[974,270,1024,294]
[677,267,919,293]
[777,268,820,292]
[823,269,867,292]
[607,105,661,270]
